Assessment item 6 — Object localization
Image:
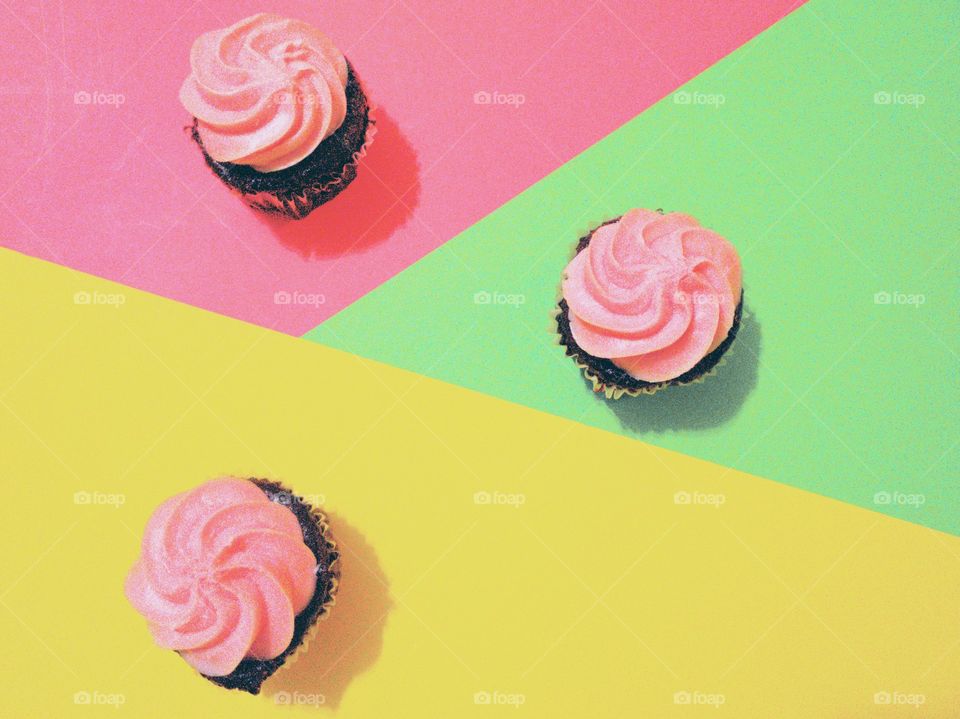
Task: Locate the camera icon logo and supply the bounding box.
[673,91,691,105]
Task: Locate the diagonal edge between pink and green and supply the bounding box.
[306,0,960,535]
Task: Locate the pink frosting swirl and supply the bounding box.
[179,13,348,172]
[562,210,742,383]
[124,478,318,676]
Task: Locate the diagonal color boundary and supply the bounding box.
[306,0,960,536]
[2,246,960,716]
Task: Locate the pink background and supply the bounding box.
[1,0,803,334]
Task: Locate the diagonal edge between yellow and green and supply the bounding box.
[306,0,960,536]
[2,247,960,717]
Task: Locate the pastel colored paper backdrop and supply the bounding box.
[310,0,960,533]
[1,0,957,715]
[0,0,803,333]
[3,251,960,717]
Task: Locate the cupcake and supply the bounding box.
[180,13,375,219]
[557,209,743,399]
[124,477,339,694]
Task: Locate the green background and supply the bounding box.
[308,0,960,534]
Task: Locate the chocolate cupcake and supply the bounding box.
[180,13,375,219]
[125,477,339,694]
[557,210,743,399]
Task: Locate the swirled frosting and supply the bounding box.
[124,478,318,676]
[562,210,742,383]
[179,13,348,172]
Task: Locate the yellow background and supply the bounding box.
[1,249,958,717]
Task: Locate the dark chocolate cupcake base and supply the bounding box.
[196,478,340,694]
[557,219,743,399]
[191,63,373,220]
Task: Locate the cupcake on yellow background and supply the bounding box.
[124,477,339,694]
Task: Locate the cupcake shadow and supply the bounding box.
[603,306,762,433]
[258,109,420,259]
[265,512,392,708]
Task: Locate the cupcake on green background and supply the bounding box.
[557,209,743,399]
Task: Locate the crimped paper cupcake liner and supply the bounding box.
[201,478,340,694]
[242,108,377,219]
[553,307,738,399]
[554,214,742,400]
[190,62,376,220]
[266,488,341,676]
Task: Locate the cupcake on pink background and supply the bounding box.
[180,13,375,219]
[557,209,743,399]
